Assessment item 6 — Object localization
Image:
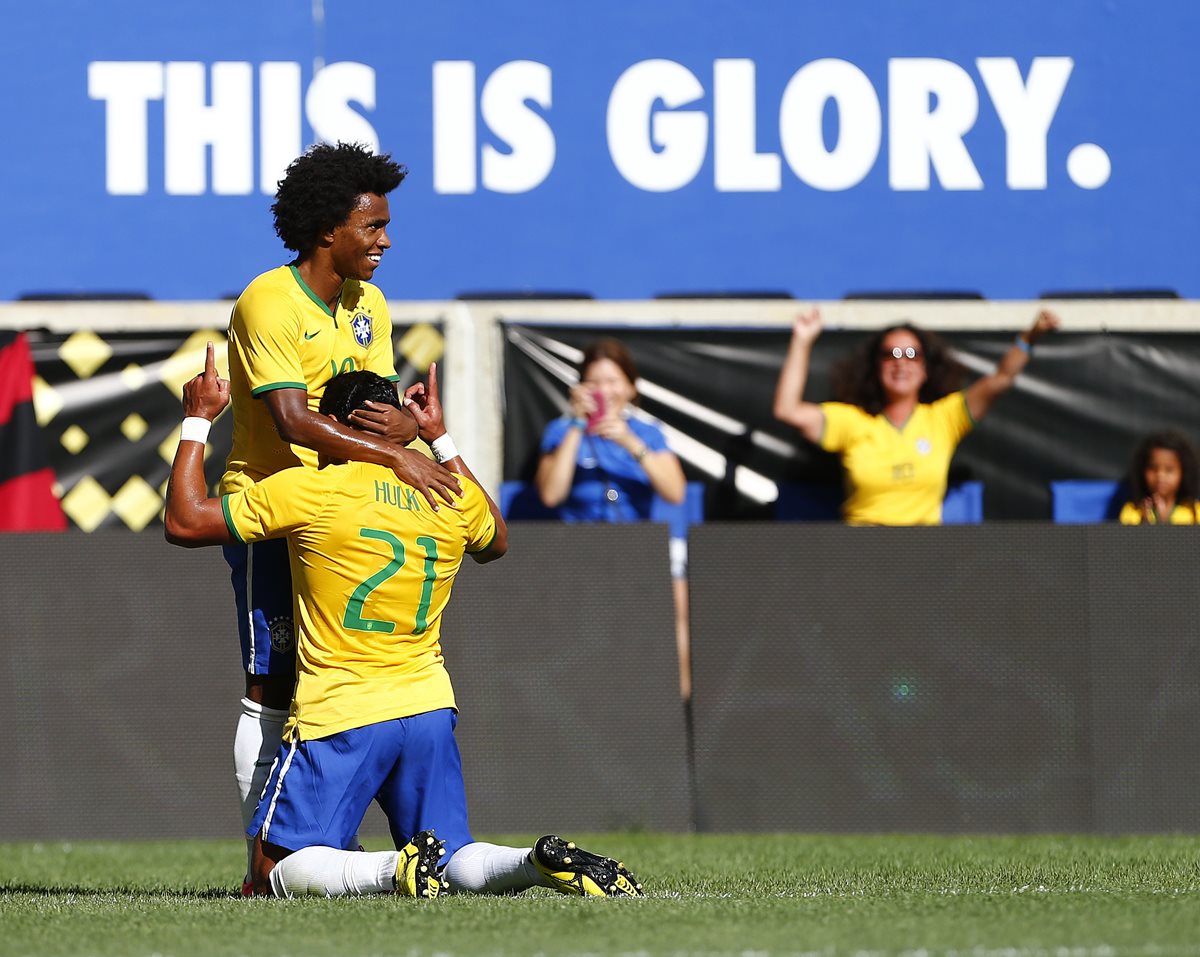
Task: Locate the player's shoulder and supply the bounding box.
[455,473,486,503]
[233,266,302,318]
[237,265,295,301]
[266,462,345,493]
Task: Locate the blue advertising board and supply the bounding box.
[6,1,1197,300]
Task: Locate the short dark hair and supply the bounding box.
[831,323,965,414]
[272,142,407,258]
[318,371,401,425]
[1128,429,1200,505]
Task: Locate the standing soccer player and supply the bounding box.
[221,142,460,887]
[167,352,644,899]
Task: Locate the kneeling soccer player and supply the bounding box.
[165,346,643,899]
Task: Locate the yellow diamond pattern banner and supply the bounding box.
[26,322,442,532]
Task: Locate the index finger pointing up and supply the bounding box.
[205,341,217,377]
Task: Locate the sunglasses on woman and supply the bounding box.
[880,346,923,361]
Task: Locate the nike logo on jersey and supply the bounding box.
[304,331,320,340]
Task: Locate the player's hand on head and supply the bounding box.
[183,341,230,420]
[349,401,417,445]
[391,446,461,508]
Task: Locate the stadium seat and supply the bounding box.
[774,480,984,524]
[499,480,559,520]
[499,479,705,538]
[1049,480,1125,523]
[942,481,984,525]
[773,482,842,521]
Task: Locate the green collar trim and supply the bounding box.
[289,264,336,317]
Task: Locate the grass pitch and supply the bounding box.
[3,833,1200,957]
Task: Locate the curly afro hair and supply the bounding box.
[831,323,965,415]
[272,142,407,258]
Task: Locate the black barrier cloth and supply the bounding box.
[23,322,443,532]
[0,525,688,840]
[503,323,1200,521]
[688,524,1200,833]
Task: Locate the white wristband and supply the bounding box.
[430,433,459,463]
[179,416,212,444]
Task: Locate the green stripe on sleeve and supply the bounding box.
[221,495,245,544]
[250,381,306,396]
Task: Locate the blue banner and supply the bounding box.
[8,1,1197,300]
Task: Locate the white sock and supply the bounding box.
[234,697,287,876]
[268,846,399,898]
[443,842,545,895]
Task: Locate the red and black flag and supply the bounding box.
[0,330,67,531]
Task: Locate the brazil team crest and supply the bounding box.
[268,615,295,653]
[351,313,373,347]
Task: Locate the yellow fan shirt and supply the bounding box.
[220,265,400,494]
[820,391,974,526]
[221,462,497,741]
[1118,501,1200,525]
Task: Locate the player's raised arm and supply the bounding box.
[165,342,236,547]
[395,363,508,563]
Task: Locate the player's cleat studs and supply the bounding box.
[532,834,646,898]
[396,829,447,899]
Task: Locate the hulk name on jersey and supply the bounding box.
[221,461,497,742]
[222,265,401,494]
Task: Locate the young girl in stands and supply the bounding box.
[1119,430,1200,525]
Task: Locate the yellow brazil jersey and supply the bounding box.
[220,265,400,494]
[1118,501,1200,525]
[221,462,497,741]
[820,391,974,526]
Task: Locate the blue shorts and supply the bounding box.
[222,539,295,675]
[249,708,474,859]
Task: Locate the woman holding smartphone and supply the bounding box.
[536,337,686,519]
